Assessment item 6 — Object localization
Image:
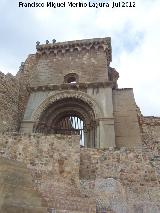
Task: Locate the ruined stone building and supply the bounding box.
[0,37,160,213]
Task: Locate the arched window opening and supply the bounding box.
[54,115,84,146]
[67,76,76,84]
[64,73,79,84]
[33,97,96,148]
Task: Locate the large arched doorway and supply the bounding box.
[33,97,97,147]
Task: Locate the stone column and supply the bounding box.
[20,121,35,133]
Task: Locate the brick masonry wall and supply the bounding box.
[0,72,19,132]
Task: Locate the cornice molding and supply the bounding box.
[36,37,112,64]
[28,81,114,93]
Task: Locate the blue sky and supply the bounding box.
[0,0,160,116]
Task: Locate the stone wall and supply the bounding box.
[142,116,160,145]
[29,48,108,87]
[80,146,160,213]
[27,38,112,87]
[0,55,37,133]
[0,157,47,213]
[0,133,160,212]
[0,134,95,213]
[113,88,142,148]
[0,72,19,132]
[141,116,160,177]
[0,36,160,212]
[16,54,37,125]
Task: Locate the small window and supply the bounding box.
[64,73,79,84]
[67,76,76,83]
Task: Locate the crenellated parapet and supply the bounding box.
[36,37,112,65]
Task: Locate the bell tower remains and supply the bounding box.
[20,37,142,149]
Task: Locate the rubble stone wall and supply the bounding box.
[0,55,37,133]
[141,116,160,178]
[0,72,19,132]
[142,116,160,144]
[0,134,95,213]
[0,157,47,213]
[0,133,160,213]
[80,145,160,213]
[16,54,37,124]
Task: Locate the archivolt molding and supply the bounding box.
[31,90,103,122]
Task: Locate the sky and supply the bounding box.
[0,0,160,116]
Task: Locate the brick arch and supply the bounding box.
[31,90,103,122]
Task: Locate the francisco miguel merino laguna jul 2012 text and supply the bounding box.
[18,1,136,8]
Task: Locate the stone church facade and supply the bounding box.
[0,37,159,213]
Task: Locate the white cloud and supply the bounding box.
[91,0,160,115]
